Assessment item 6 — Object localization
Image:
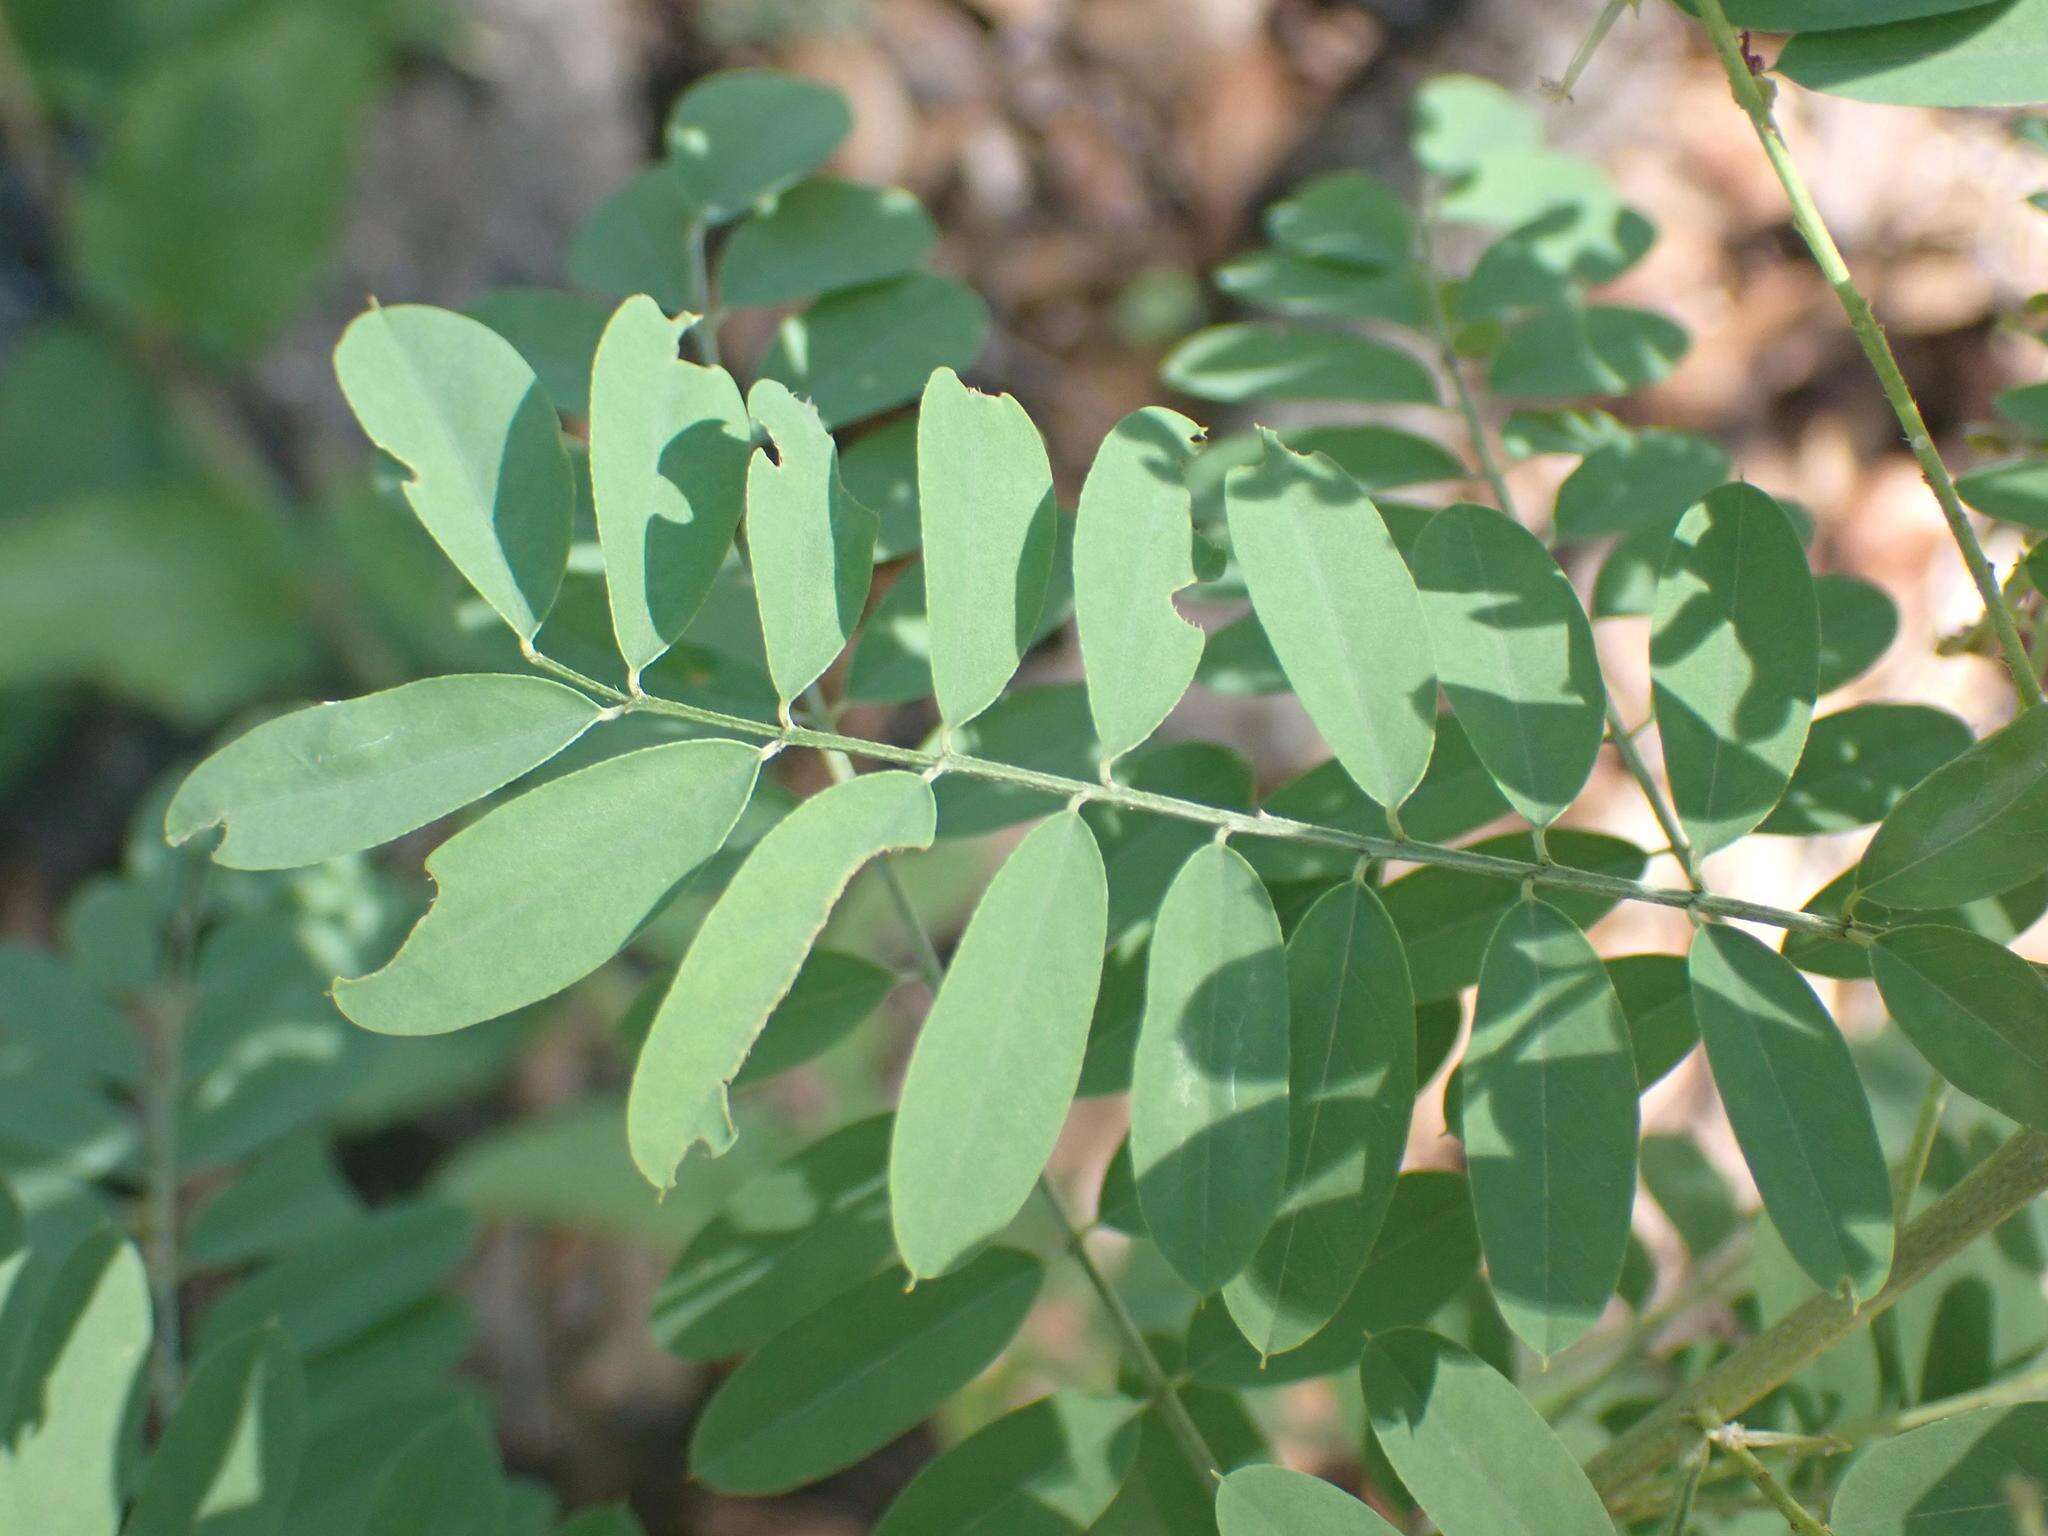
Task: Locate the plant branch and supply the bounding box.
[1709,1427,1834,1536]
[1586,1127,2048,1497]
[1690,0,2044,709]
[1892,1076,1949,1225]
[1418,209,1521,522]
[1606,701,1704,891]
[524,646,1864,940]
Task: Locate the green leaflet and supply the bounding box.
[760,273,989,429]
[465,287,612,417]
[873,1393,1143,1536]
[586,296,752,679]
[717,178,937,308]
[335,739,760,1036]
[358,1409,505,1536]
[1957,458,2048,529]
[1689,924,1894,1299]
[165,675,601,870]
[733,949,898,1087]
[1263,170,1412,267]
[1072,406,1207,762]
[1214,250,1430,326]
[1641,1134,1740,1261]
[1777,0,2048,110]
[1487,305,1689,399]
[1216,1466,1400,1536]
[1830,1403,2048,1536]
[1552,429,1729,540]
[1412,502,1606,827]
[1131,842,1291,1294]
[1187,1170,1482,1389]
[1361,1330,1616,1536]
[1651,483,1819,856]
[664,69,851,220]
[1704,0,1993,23]
[1226,432,1438,809]
[917,368,1059,728]
[1282,425,1466,491]
[1871,925,2048,1133]
[743,379,876,705]
[840,415,921,560]
[689,1248,1043,1495]
[0,1227,151,1536]
[1222,882,1415,1358]
[333,303,573,641]
[1607,953,1701,1091]
[1464,898,1638,1358]
[126,1325,305,1536]
[1381,829,1648,1002]
[1857,707,2048,910]
[1758,703,1972,836]
[1161,324,1438,406]
[892,813,1107,1277]
[567,169,699,313]
[650,1115,894,1360]
[628,771,937,1188]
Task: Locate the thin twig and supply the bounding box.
[1708,1426,1834,1535]
[1690,0,2044,709]
[1892,1076,1949,1226]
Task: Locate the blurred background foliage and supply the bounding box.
[1,0,2045,1531]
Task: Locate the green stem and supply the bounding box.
[685,219,723,369]
[1586,1128,2048,1497]
[1419,209,1521,521]
[1546,0,1633,102]
[1664,1443,1710,1536]
[1690,0,2044,710]
[1839,1362,2048,1443]
[1607,701,1704,892]
[1034,1179,1223,1487]
[138,989,188,1417]
[529,646,1862,940]
[800,685,1220,1490]
[1710,1430,1834,1536]
[1892,1076,1949,1225]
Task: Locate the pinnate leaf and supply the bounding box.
[628,771,936,1187]
[166,675,601,870]
[335,739,759,1035]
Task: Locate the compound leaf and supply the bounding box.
[1073,406,1206,762]
[1413,501,1605,827]
[1223,881,1414,1359]
[1689,923,1893,1299]
[587,296,752,678]
[1226,432,1437,809]
[334,304,574,641]
[1464,898,1637,1357]
[335,739,760,1035]
[628,771,937,1188]
[744,379,876,705]
[166,675,601,870]
[1361,1329,1614,1536]
[689,1248,1042,1495]
[1871,925,2048,1133]
[1131,842,1290,1294]
[1651,483,1818,856]
[892,813,1108,1278]
[917,368,1058,728]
